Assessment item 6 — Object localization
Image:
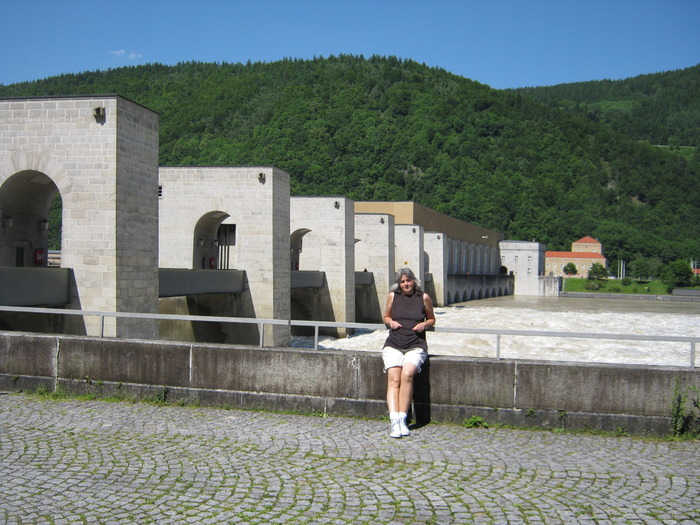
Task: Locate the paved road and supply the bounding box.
[1,394,698,524]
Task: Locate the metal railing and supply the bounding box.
[0,305,697,368]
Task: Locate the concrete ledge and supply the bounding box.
[159,269,245,297]
[516,361,694,416]
[1,331,698,436]
[0,332,56,377]
[0,268,70,306]
[561,291,700,302]
[58,338,191,387]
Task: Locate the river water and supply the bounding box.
[303,296,700,367]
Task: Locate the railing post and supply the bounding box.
[259,323,265,348]
[496,334,501,359]
[691,341,696,368]
[100,315,105,338]
[314,325,320,350]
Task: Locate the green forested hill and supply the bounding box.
[1,56,698,265]
[514,65,700,149]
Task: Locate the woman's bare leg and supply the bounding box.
[398,363,418,414]
[386,366,402,413]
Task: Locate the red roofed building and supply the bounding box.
[545,236,607,278]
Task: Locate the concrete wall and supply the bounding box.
[354,213,395,317]
[395,224,424,278]
[354,201,510,307]
[540,276,562,297]
[158,166,291,346]
[0,96,159,338]
[446,274,514,303]
[424,232,448,305]
[2,331,697,436]
[499,240,547,296]
[290,197,355,329]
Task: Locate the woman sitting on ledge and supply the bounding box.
[382,267,435,438]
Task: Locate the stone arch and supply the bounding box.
[0,170,60,267]
[290,228,311,271]
[1,96,160,339]
[193,211,230,270]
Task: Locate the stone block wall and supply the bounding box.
[158,167,291,346]
[423,232,447,306]
[394,224,424,280]
[291,197,355,326]
[499,241,548,296]
[354,213,395,312]
[0,96,160,338]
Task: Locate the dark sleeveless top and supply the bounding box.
[383,291,428,351]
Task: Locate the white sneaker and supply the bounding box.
[390,419,402,438]
[399,418,411,437]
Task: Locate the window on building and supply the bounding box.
[514,256,519,262]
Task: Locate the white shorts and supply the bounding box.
[382,346,428,373]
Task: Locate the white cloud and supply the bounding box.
[110,49,143,60]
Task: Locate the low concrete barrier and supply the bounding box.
[1,331,698,436]
[561,291,700,302]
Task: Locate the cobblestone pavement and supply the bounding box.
[1,394,698,524]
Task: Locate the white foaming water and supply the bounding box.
[297,296,700,367]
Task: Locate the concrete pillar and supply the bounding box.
[0,96,159,338]
[424,232,448,306]
[291,197,355,329]
[158,166,291,346]
[355,213,395,315]
[394,224,424,283]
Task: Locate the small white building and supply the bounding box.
[499,240,559,296]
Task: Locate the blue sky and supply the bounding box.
[2,0,698,89]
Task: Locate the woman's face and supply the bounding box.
[398,274,415,294]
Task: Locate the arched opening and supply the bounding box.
[290,228,311,271]
[0,171,60,267]
[193,211,230,269]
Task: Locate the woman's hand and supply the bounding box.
[387,319,402,330]
[412,322,427,333]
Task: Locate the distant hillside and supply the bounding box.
[514,65,700,150]
[1,56,698,264]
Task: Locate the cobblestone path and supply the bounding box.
[1,394,698,524]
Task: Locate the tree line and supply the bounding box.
[1,56,698,268]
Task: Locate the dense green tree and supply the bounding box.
[515,64,700,147]
[661,260,694,292]
[563,263,578,276]
[629,255,664,280]
[588,263,609,281]
[1,56,698,262]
